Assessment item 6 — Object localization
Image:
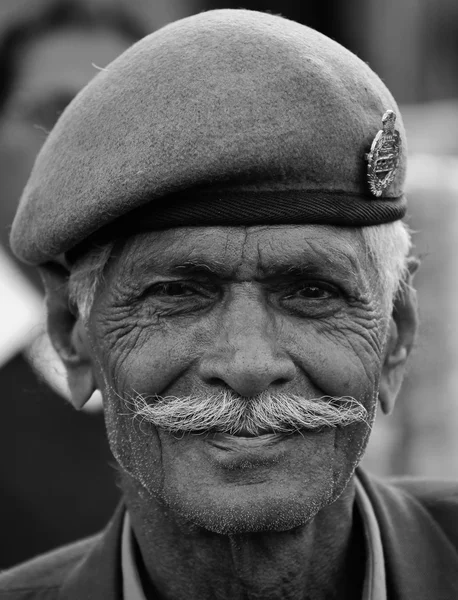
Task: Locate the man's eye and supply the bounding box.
[149,282,200,297]
[284,282,339,300]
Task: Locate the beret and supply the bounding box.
[10,9,407,265]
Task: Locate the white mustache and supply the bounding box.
[125,390,369,436]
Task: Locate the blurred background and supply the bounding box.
[0,0,457,569]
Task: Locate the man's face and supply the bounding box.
[85,225,390,533]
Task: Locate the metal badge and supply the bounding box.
[366,110,401,197]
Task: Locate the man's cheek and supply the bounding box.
[94,318,215,398]
[90,317,154,392]
[285,326,380,400]
[104,388,164,495]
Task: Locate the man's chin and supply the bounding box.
[164,485,334,535]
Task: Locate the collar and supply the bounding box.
[121,475,387,600]
[355,476,387,600]
[122,511,147,600]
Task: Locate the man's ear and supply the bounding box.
[39,262,96,410]
[379,257,419,415]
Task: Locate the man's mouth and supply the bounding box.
[208,430,290,448]
[229,426,275,438]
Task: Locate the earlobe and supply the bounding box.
[379,260,419,415]
[39,262,96,410]
[67,321,97,410]
[379,320,408,415]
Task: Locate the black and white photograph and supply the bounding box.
[0,1,457,598]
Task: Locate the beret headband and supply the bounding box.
[10,9,407,265]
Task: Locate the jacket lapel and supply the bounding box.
[58,503,125,600]
[358,468,458,600]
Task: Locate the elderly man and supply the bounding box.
[1,9,457,600]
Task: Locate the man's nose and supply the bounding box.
[198,296,296,397]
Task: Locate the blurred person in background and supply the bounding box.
[0,0,199,569]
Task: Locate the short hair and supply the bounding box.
[66,222,412,324]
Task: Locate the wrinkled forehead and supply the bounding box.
[109,225,368,279]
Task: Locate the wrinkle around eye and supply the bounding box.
[97,304,141,344]
[317,307,387,364]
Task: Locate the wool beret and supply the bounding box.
[10,9,407,266]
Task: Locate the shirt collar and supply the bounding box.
[355,475,387,600]
[121,475,387,600]
[122,511,146,600]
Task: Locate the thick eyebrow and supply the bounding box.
[260,240,363,278]
[258,264,335,280]
[170,260,233,279]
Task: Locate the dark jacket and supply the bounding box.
[1,468,458,599]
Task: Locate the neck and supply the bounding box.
[122,475,364,600]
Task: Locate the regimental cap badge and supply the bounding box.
[365,110,401,198]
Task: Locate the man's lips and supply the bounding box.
[228,426,275,438]
[201,430,328,469]
[208,431,289,450]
